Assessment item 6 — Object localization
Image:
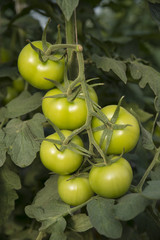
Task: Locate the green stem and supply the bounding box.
[45,43,78,55]
[69,195,97,215]
[152,112,159,136]
[65,15,75,49]
[36,231,44,240]
[136,147,160,192]
[65,14,76,78]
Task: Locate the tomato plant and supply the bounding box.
[92,105,140,154]
[42,85,98,130]
[58,174,94,206]
[17,41,65,90]
[2,1,160,240]
[89,157,133,198]
[40,130,83,175]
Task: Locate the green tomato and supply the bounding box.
[42,86,98,130]
[3,86,18,104]
[92,105,140,154]
[40,130,83,175]
[17,41,65,90]
[13,76,25,92]
[58,174,94,206]
[89,157,133,198]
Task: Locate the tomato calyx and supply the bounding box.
[92,96,134,154]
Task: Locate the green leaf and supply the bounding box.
[25,175,70,230]
[6,91,42,118]
[0,107,7,123]
[56,0,79,21]
[68,214,92,232]
[148,2,160,25]
[0,165,21,229]
[0,129,7,167]
[150,164,160,180]
[142,180,160,199]
[48,217,67,240]
[0,67,18,79]
[9,229,38,240]
[129,61,160,111]
[114,193,151,221]
[92,54,127,83]
[4,113,45,167]
[140,124,155,150]
[87,197,122,239]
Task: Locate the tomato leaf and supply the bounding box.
[4,113,45,167]
[148,2,160,25]
[0,129,7,167]
[150,164,160,180]
[6,91,43,118]
[0,66,18,79]
[68,214,92,232]
[48,217,67,240]
[140,124,155,150]
[129,61,160,111]
[0,107,7,123]
[87,197,122,239]
[92,54,127,83]
[0,164,21,228]
[56,0,79,21]
[114,193,151,221]
[142,180,160,200]
[25,175,70,230]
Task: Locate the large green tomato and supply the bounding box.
[18,41,65,90]
[92,105,140,154]
[89,157,133,198]
[58,174,94,206]
[42,86,98,130]
[40,130,83,175]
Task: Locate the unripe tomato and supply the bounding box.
[89,157,133,198]
[42,86,98,130]
[40,130,83,175]
[58,174,94,206]
[13,76,25,92]
[92,105,140,154]
[18,41,65,90]
[3,86,18,104]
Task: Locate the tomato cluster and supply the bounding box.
[18,40,140,206]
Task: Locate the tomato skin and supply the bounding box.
[18,41,65,90]
[13,76,25,92]
[42,86,98,130]
[58,175,94,206]
[40,130,83,175]
[89,157,133,198]
[92,105,140,154]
